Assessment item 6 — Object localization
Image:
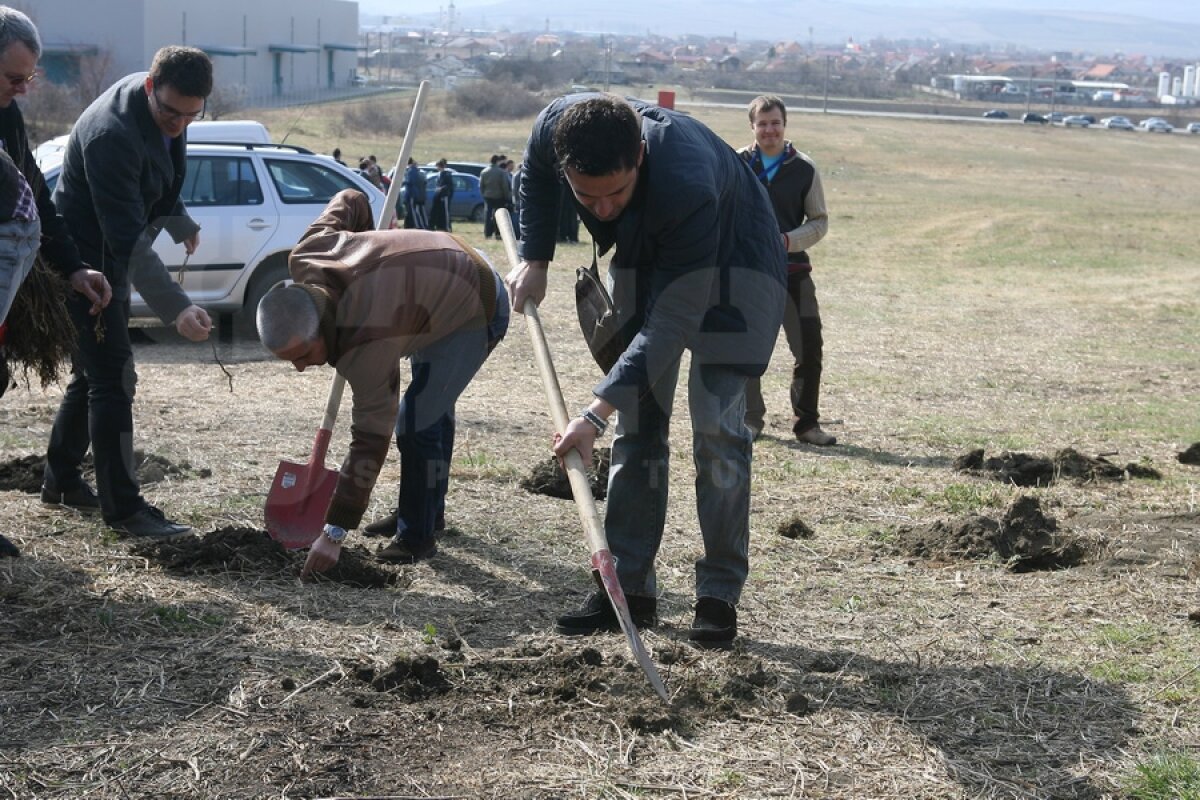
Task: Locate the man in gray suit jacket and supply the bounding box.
[43,46,214,539]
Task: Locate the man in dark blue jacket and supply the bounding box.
[401,157,428,229]
[507,94,786,647]
[428,158,455,232]
[43,46,214,539]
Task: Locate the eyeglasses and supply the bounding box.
[4,71,36,88]
[152,90,206,122]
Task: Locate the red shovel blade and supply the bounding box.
[265,429,338,550]
[591,549,670,702]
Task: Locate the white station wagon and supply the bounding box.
[37,121,390,333]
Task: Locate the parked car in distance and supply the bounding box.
[982,109,1009,119]
[1062,115,1091,128]
[1142,119,1174,133]
[1079,114,1097,124]
[1021,112,1048,124]
[1046,111,1065,123]
[1100,116,1135,130]
[1187,122,1200,134]
[1138,117,1169,129]
[402,168,485,222]
[38,126,390,332]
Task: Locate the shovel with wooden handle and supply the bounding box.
[495,209,669,703]
[265,80,432,550]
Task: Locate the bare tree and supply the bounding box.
[75,48,115,107]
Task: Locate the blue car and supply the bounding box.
[401,169,485,221]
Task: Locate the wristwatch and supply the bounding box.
[322,524,347,545]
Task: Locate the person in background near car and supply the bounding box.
[257,189,509,573]
[429,158,454,232]
[479,153,511,240]
[368,155,389,190]
[331,147,345,166]
[740,95,835,446]
[358,158,382,190]
[43,45,214,540]
[401,156,428,230]
[0,6,112,557]
[508,94,786,648]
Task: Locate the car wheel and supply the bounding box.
[469,203,485,223]
[237,255,291,338]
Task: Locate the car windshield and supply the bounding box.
[265,158,362,205]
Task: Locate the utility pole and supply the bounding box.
[823,55,831,113]
[1026,66,1034,114]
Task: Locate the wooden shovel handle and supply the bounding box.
[319,80,432,435]
[495,209,609,556]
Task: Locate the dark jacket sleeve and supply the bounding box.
[516,101,565,262]
[78,129,193,323]
[1,105,84,279]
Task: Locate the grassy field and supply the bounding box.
[2,89,1199,799]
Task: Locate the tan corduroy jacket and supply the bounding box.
[288,189,497,529]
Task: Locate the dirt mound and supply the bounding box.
[1179,443,1200,465]
[342,643,784,731]
[777,516,815,539]
[888,495,1090,571]
[954,447,1161,487]
[520,446,610,500]
[131,526,404,588]
[0,450,209,494]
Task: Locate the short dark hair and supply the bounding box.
[149,46,213,98]
[436,158,447,167]
[748,95,787,126]
[553,96,641,177]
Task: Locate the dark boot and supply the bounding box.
[555,591,656,635]
[0,534,19,558]
[688,597,737,648]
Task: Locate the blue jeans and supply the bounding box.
[392,275,509,545]
[604,358,752,606]
[44,290,145,522]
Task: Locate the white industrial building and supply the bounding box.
[27,0,360,105]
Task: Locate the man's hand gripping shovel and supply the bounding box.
[264,81,432,549]
[496,209,669,702]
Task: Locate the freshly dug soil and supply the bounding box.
[777,516,815,539]
[1179,443,1200,465]
[520,446,610,500]
[954,447,1161,486]
[0,449,208,493]
[131,526,405,588]
[887,495,1090,571]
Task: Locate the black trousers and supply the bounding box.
[745,270,824,434]
[44,290,146,522]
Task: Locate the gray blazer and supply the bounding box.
[53,73,198,323]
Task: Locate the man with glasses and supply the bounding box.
[0,6,112,558]
[43,46,213,539]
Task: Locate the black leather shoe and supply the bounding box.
[363,511,446,537]
[376,535,437,564]
[688,597,737,648]
[362,512,398,536]
[0,534,19,558]
[41,482,101,514]
[109,507,192,539]
[555,591,657,635]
